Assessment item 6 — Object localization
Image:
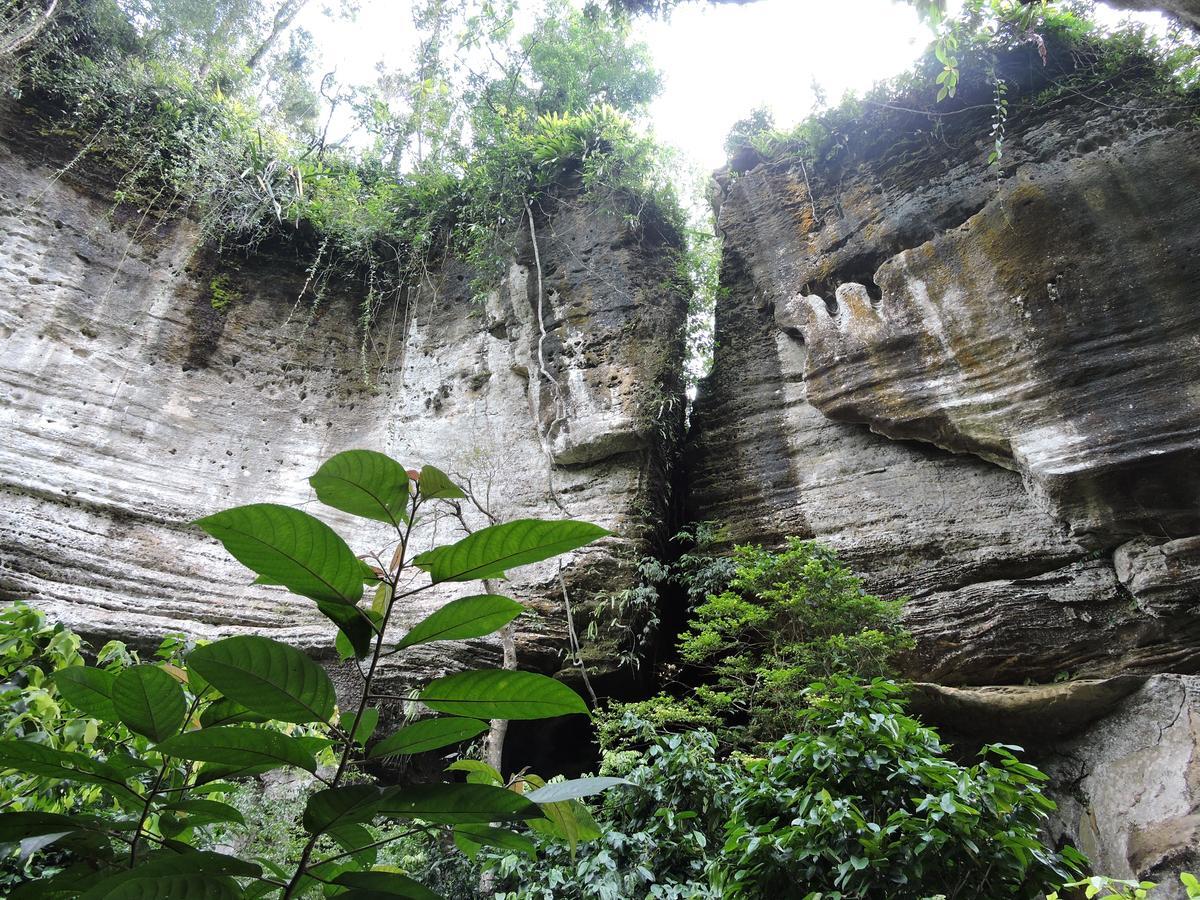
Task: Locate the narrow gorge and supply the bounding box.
[1,1,1198,896]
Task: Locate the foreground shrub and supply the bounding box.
[0,450,614,898]
[488,679,1082,899]
[609,536,914,750]
[715,679,1081,899]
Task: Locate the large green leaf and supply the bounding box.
[159,799,246,828]
[368,717,488,759]
[9,863,100,899]
[327,823,378,867]
[412,519,609,583]
[378,783,540,825]
[0,741,141,807]
[80,851,259,899]
[395,595,522,650]
[54,668,119,723]
[302,784,384,834]
[420,670,589,720]
[445,759,503,786]
[112,665,187,742]
[334,871,443,900]
[319,601,376,660]
[527,795,601,855]
[522,776,630,803]
[194,503,364,605]
[87,876,242,900]
[188,635,335,725]
[454,824,537,860]
[0,811,108,842]
[198,698,266,729]
[309,450,410,526]
[416,465,465,500]
[352,708,380,745]
[155,726,317,774]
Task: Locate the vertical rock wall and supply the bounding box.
[0,122,688,693]
[687,52,1200,890]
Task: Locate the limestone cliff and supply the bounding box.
[0,109,688,696]
[687,43,1200,890]
[689,50,1200,685]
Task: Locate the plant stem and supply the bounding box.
[129,689,204,866]
[281,495,425,899]
[129,756,171,866]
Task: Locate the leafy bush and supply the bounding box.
[489,726,729,899]
[488,680,1085,899]
[0,604,134,887]
[677,538,911,744]
[714,679,1081,899]
[0,450,617,898]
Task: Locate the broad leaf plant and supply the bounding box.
[0,450,621,898]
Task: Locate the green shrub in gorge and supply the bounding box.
[489,680,1089,899]
[0,449,625,898]
[714,678,1083,899]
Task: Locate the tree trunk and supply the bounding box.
[481,578,515,772]
[1,0,60,59]
[244,0,312,72]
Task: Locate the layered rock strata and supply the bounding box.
[688,67,1200,686]
[687,48,1200,886]
[0,128,687,691]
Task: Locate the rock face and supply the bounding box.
[910,676,1200,896]
[0,125,687,693]
[792,137,1200,540]
[687,48,1200,886]
[1043,676,1200,898]
[688,64,1200,686]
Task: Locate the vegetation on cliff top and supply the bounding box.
[5,0,692,350]
[723,0,1200,174]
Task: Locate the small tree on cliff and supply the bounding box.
[677,537,912,745]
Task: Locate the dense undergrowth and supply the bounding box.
[9,533,1196,898]
[4,1,1200,897]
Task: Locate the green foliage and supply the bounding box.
[715,679,1079,898]
[0,605,131,887]
[594,693,722,757]
[677,538,912,745]
[727,1,1200,173]
[1046,872,1200,899]
[587,554,669,675]
[13,0,687,356]
[491,680,1084,899]
[670,521,738,605]
[490,728,728,899]
[0,450,614,897]
[208,275,241,311]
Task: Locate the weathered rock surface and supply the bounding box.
[907,677,1148,745]
[689,66,1200,685]
[0,133,687,690]
[911,676,1200,896]
[1118,0,1200,29]
[1042,676,1200,898]
[794,135,1200,539]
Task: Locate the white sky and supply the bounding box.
[633,0,929,170]
[296,0,1169,173]
[297,0,931,170]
